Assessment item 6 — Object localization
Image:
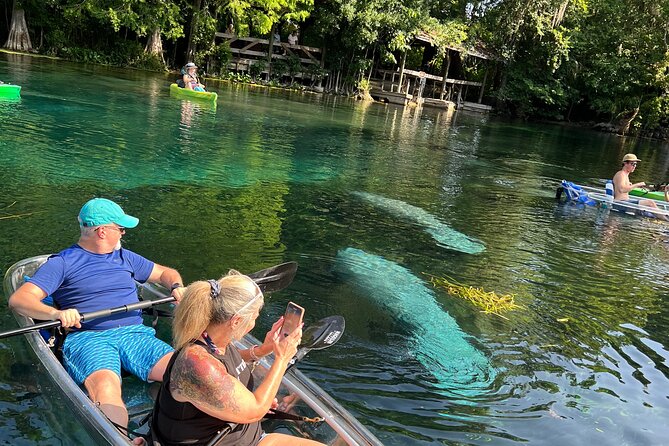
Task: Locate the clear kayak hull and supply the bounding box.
[3,255,382,446]
[557,180,669,219]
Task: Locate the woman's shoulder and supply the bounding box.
[170,344,236,400]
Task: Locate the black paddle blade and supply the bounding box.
[288,316,345,369]
[248,261,298,293]
[300,315,345,351]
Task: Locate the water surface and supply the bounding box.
[2,52,669,445]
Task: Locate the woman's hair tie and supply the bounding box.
[207,279,221,299]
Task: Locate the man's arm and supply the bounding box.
[147,263,185,301]
[8,282,81,328]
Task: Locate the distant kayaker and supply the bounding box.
[150,272,324,446]
[613,153,665,214]
[183,62,206,92]
[7,198,185,432]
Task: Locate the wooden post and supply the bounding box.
[398,50,407,93]
[478,67,489,104]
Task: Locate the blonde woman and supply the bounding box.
[150,271,324,446]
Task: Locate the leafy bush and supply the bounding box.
[249,59,267,80]
[213,42,232,73]
[272,59,289,81]
[132,53,166,71]
[286,54,302,80]
[357,78,370,93]
[42,29,67,56]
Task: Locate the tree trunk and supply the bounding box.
[617,107,639,136]
[267,23,276,79]
[4,7,33,52]
[185,0,203,62]
[145,27,165,62]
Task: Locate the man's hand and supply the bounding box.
[171,286,185,303]
[57,308,81,328]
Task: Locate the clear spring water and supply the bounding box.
[2,52,669,445]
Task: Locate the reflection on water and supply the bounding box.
[2,53,669,445]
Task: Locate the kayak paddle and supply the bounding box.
[0,261,298,339]
[289,315,345,369]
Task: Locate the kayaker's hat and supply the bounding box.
[185,62,197,69]
[78,198,139,228]
[622,153,641,163]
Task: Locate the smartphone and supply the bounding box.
[280,302,304,337]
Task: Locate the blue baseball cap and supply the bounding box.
[78,198,139,228]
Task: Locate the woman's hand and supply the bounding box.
[272,323,302,364]
[257,317,284,357]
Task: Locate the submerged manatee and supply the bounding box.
[353,192,485,254]
[334,247,495,395]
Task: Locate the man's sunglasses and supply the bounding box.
[95,225,125,234]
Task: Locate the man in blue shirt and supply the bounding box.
[8,198,185,431]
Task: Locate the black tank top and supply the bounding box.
[151,341,263,446]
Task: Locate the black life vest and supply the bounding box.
[151,341,262,446]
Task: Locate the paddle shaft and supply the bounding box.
[0,261,298,339]
[0,297,175,339]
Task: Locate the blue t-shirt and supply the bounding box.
[29,245,155,330]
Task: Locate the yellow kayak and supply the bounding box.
[169,83,217,103]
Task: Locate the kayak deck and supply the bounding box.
[3,255,382,446]
[630,188,666,202]
[169,83,217,102]
[0,83,21,100]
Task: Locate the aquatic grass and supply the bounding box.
[0,201,41,220]
[428,275,523,319]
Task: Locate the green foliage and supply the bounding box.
[356,78,370,93]
[224,71,253,83]
[191,8,217,51]
[59,40,145,66]
[221,0,314,36]
[639,96,669,130]
[285,53,302,78]
[405,47,424,70]
[304,63,326,81]
[271,58,289,80]
[62,0,184,41]
[209,42,233,74]
[132,52,166,71]
[249,59,267,80]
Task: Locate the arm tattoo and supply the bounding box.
[170,346,241,415]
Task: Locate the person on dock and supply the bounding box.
[612,153,667,218]
[7,198,185,431]
[150,271,324,446]
[182,62,206,92]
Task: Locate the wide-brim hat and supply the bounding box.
[184,62,197,69]
[622,153,641,163]
[78,198,139,228]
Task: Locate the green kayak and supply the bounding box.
[630,188,666,201]
[169,83,217,103]
[0,83,21,100]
